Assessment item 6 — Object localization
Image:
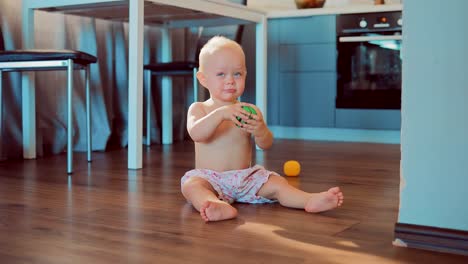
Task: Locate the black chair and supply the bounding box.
[144,24,244,145]
[0,48,97,174]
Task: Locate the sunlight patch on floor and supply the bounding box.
[236,221,399,263]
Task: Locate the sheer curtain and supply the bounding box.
[0,0,189,161]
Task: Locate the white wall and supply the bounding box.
[399,0,468,230]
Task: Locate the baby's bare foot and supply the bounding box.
[305,187,344,213]
[200,200,238,222]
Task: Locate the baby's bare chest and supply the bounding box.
[195,121,252,170]
[214,121,249,143]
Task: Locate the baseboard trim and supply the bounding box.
[394,223,468,256]
[269,126,400,144]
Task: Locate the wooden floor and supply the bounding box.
[0,139,467,263]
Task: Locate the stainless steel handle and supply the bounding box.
[339,35,402,42]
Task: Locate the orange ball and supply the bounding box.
[283,160,301,177]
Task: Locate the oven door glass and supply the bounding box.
[337,34,402,109]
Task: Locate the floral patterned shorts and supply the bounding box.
[181,165,278,204]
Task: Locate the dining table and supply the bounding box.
[21,0,267,170]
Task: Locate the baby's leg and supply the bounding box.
[257,175,344,213]
[181,177,237,222]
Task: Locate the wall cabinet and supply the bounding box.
[267,15,401,131]
[267,15,337,127]
[279,72,336,127]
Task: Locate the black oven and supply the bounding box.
[336,11,402,109]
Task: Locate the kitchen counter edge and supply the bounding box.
[265,4,402,18]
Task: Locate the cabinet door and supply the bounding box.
[268,15,337,127]
[335,109,401,130]
[267,19,281,125]
[280,43,336,72]
[279,16,336,44]
[279,72,336,127]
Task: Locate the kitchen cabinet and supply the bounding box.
[335,109,401,130]
[267,15,337,127]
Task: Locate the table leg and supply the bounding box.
[128,0,144,169]
[161,26,173,145]
[22,4,36,159]
[67,59,74,174]
[256,17,268,123]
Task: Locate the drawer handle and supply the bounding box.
[339,35,402,42]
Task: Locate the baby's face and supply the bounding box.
[201,46,246,103]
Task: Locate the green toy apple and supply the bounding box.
[236,105,257,125]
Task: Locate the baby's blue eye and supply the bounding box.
[216,72,225,77]
[234,72,242,77]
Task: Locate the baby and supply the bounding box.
[181,36,343,222]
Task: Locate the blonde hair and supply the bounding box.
[198,36,245,72]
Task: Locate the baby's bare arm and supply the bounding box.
[187,103,224,142]
[187,102,251,142]
[238,104,273,149]
[254,125,273,150]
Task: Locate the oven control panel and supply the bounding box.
[337,11,402,35]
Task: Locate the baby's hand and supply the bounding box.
[237,104,267,137]
[221,103,252,127]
